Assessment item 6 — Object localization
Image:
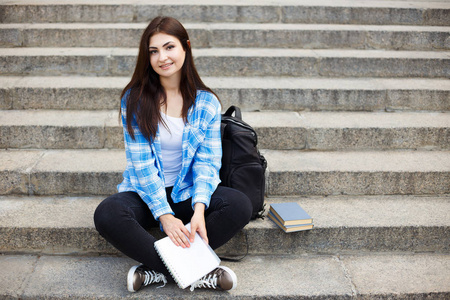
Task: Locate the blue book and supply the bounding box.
[268,211,314,233]
[269,202,313,226]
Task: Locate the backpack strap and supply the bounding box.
[223,106,242,120]
[219,230,249,262]
[220,122,226,140]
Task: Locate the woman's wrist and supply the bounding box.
[193,202,205,214]
[159,213,174,223]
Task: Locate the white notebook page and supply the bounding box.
[154,223,221,289]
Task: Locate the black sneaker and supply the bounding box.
[127,264,167,292]
[190,266,237,291]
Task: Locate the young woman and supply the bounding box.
[94,16,253,293]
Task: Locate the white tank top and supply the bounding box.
[159,112,185,187]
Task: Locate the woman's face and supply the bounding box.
[149,33,186,80]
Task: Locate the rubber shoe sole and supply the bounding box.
[218,266,238,290]
[127,265,140,292]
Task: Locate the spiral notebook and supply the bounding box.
[154,223,221,289]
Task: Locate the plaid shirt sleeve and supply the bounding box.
[188,91,222,209]
[118,91,174,220]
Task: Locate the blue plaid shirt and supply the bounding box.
[117,90,222,221]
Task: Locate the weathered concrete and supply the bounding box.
[247,111,450,150]
[0,255,38,300]
[1,149,449,196]
[341,253,450,299]
[1,195,449,255]
[0,0,448,299]
[1,48,448,78]
[0,150,42,195]
[3,110,448,150]
[2,23,449,50]
[1,76,449,111]
[0,110,117,149]
[1,0,449,25]
[265,150,450,195]
[0,76,126,110]
[0,254,353,299]
[30,150,126,195]
[0,253,448,299]
[0,149,125,195]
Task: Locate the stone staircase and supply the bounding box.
[0,0,449,298]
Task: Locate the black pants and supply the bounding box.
[94,186,252,279]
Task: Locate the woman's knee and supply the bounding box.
[216,187,253,224]
[94,193,130,234]
[235,190,253,224]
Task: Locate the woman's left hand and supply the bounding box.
[190,203,208,245]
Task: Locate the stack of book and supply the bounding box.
[268,202,314,233]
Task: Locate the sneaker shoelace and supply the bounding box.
[143,270,167,288]
[189,273,218,291]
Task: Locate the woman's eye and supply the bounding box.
[149,50,157,54]
[167,45,174,50]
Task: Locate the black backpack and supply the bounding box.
[220,106,267,219]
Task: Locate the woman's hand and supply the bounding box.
[190,203,208,245]
[159,214,191,248]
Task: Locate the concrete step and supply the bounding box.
[1,110,449,151]
[2,23,449,51]
[1,76,449,111]
[1,47,448,78]
[0,195,448,255]
[1,253,449,299]
[1,0,449,26]
[264,150,450,196]
[1,149,448,196]
[0,110,120,150]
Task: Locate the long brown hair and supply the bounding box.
[120,16,218,141]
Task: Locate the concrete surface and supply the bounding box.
[1,110,448,150]
[0,253,448,299]
[1,195,448,254]
[0,1,448,299]
[1,76,449,111]
[1,48,448,77]
[1,0,449,26]
[2,23,448,50]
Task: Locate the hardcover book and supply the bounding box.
[268,211,314,233]
[269,202,313,226]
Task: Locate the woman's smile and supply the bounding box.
[160,62,174,70]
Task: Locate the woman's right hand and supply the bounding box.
[159,214,191,248]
